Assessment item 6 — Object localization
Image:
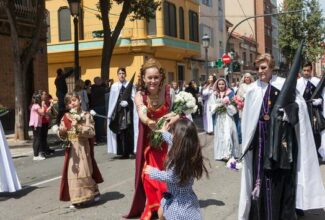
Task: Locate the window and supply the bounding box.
[250,53,253,65]
[58,7,71,41]
[46,11,51,43]
[147,13,157,35]
[202,0,212,7]
[189,10,199,42]
[164,2,177,37]
[179,7,184,39]
[242,52,247,65]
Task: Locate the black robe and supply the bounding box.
[249,85,298,220]
[115,85,134,156]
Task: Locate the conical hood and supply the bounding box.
[311,73,325,100]
[271,41,304,110]
[268,41,304,162]
[121,73,136,101]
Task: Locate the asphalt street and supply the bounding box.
[1,132,325,220]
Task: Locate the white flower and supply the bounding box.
[70,109,77,114]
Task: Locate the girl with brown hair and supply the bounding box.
[144,118,208,220]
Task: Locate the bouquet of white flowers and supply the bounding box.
[149,91,198,149]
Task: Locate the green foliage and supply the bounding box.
[97,0,160,22]
[278,0,325,64]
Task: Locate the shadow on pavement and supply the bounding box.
[0,186,38,201]
[199,199,225,208]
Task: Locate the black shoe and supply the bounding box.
[296,209,304,216]
[120,155,130,159]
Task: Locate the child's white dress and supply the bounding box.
[0,121,21,192]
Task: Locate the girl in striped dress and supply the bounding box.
[144,118,208,220]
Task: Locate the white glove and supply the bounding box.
[312,98,322,106]
[278,108,289,122]
[120,100,128,107]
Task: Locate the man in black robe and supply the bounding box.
[107,68,136,159]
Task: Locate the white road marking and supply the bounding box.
[28,176,62,187]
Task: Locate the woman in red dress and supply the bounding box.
[125,58,180,219]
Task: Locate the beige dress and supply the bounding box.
[60,112,99,204]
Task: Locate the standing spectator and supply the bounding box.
[29,92,46,161]
[90,77,106,143]
[55,68,73,123]
[208,78,239,160]
[202,74,216,134]
[40,91,55,156]
[85,79,92,106]
[74,79,89,111]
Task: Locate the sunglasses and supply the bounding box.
[255,65,268,71]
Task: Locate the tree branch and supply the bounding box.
[111,0,131,44]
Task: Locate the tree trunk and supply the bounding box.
[5,0,45,140]
[100,0,130,80]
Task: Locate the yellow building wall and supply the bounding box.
[46,0,199,98]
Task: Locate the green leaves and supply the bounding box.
[279,0,324,64]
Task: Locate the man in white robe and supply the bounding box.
[297,62,323,153]
[239,53,325,220]
[107,68,138,158]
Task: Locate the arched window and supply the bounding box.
[163,1,177,37]
[58,7,71,41]
[179,7,184,39]
[189,10,198,42]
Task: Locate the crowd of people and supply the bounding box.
[1,51,325,220]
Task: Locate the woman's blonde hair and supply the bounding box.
[255,53,275,69]
[138,58,165,92]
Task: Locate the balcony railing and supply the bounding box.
[0,0,37,23]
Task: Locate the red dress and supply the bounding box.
[125,86,170,219]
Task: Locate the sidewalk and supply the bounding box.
[6,130,61,158]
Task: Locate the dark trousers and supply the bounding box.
[249,169,297,220]
[116,127,134,156]
[93,106,106,142]
[31,126,42,157]
[40,123,49,151]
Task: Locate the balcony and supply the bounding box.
[0,0,37,24]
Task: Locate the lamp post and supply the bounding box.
[202,34,210,77]
[68,0,81,81]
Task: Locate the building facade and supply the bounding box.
[0,0,48,129]
[228,32,258,83]
[271,0,281,68]
[46,0,200,97]
[194,0,226,82]
[225,0,274,55]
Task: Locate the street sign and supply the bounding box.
[216,59,223,69]
[222,54,231,64]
